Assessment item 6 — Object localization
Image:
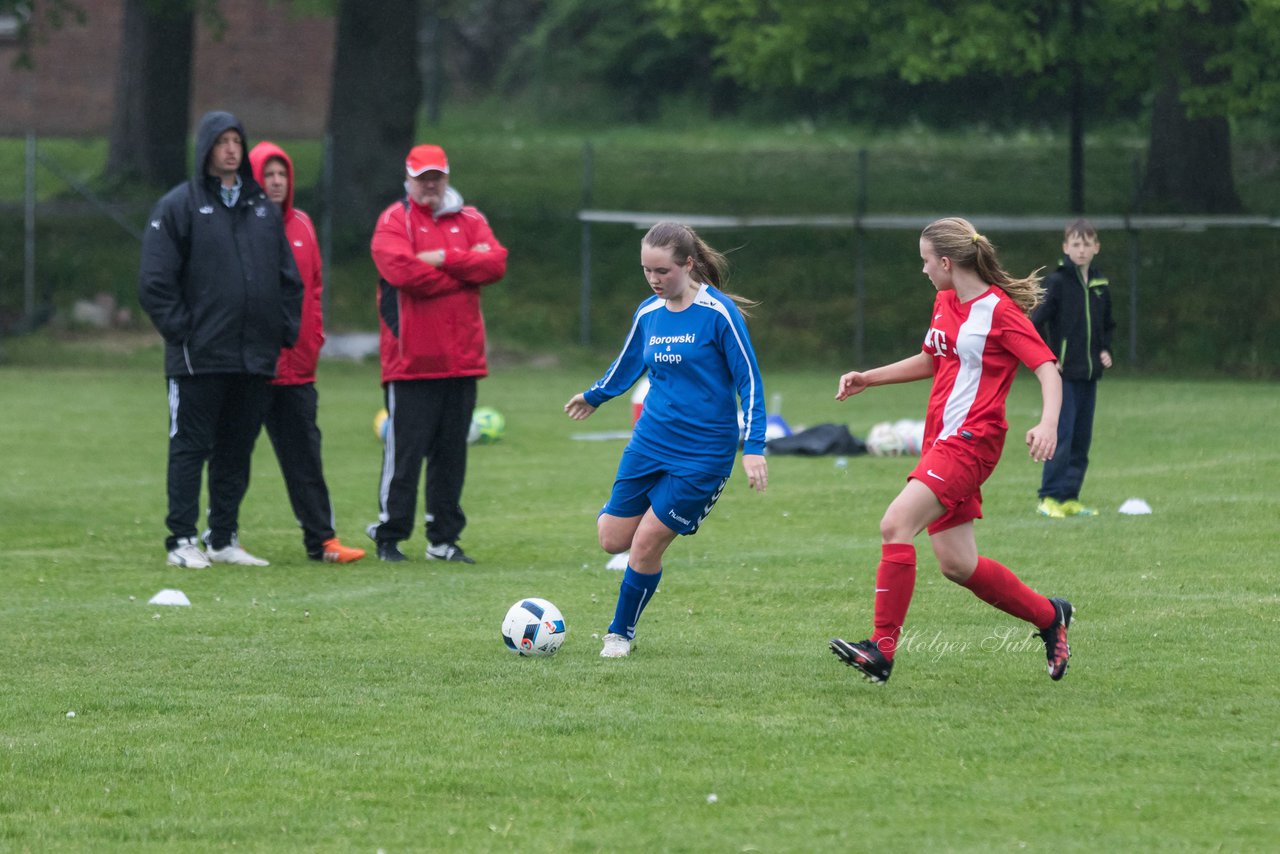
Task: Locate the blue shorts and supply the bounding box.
[602,448,730,536]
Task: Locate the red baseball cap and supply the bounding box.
[406,144,449,176]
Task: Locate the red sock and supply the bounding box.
[961,556,1055,628]
[869,543,916,660]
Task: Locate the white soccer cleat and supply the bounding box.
[600,632,633,658]
[167,537,211,569]
[206,536,270,566]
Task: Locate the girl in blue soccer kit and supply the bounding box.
[564,221,769,658]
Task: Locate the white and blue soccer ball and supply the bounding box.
[501,598,566,657]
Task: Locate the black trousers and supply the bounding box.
[263,382,336,555]
[1039,377,1098,501]
[371,377,476,546]
[165,373,269,551]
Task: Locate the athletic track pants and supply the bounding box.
[165,373,269,551]
[371,376,476,547]
[262,382,337,556]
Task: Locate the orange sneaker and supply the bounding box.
[314,538,366,564]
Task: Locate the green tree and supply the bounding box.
[499,0,734,122]
[1133,0,1265,212]
[2,0,193,187]
[104,0,206,188]
[64,0,421,221]
[326,0,421,239]
[653,0,1280,213]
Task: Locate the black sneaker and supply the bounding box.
[830,637,893,684]
[376,541,407,562]
[426,542,475,564]
[1035,597,1073,681]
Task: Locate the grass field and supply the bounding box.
[2,344,1278,851]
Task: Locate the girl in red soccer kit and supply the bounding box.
[829,217,1073,684]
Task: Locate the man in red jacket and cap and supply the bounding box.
[249,141,366,564]
[366,144,509,563]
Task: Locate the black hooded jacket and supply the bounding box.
[138,111,303,378]
[1032,255,1115,382]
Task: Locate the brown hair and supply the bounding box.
[642,221,757,314]
[921,217,1044,314]
[1064,218,1098,242]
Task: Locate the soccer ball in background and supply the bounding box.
[866,421,906,457]
[469,406,505,444]
[892,418,925,455]
[501,598,566,657]
[866,419,926,456]
[373,408,389,442]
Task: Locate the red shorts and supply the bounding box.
[908,439,997,535]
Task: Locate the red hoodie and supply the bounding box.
[248,141,325,385]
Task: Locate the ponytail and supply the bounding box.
[921,217,1044,314]
[643,221,758,314]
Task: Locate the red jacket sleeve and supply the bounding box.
[370,203,468,298]
[273,209,326,383]
[439,209,508,286]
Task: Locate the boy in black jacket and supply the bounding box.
[1032,218,1115,518]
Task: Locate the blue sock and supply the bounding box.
[608,566,662,640]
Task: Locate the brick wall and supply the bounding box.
[0,0,334,137]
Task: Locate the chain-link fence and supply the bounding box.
[6,135,1280,375]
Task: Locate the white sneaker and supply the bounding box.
[167,537,211,569]
[206,536,269,566]
[426,542,475,564]
[600,633,633,658]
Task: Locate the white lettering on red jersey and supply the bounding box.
[921,286,1055,462]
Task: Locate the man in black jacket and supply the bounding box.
[139,110,303,568]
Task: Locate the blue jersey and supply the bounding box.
[583,284,766,476]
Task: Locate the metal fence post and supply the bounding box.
[854,148,867,367]
[24,130,36,318]
[1128,154,1141,366]
[1127,225,1140,367]
[579,141,594,347]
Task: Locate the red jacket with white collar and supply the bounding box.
[370,186,507,382]
[248,141,325,385]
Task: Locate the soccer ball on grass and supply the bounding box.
[469,406,505,444]
[866,421,906,457]
[501,598,566,657]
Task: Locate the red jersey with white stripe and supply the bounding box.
[920,286,1055,465]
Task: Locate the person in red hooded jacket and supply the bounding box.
[366,144,508,563]
[248,141,365,564]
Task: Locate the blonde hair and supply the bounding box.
[643,221,758,314]
[921,217,1044,314]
